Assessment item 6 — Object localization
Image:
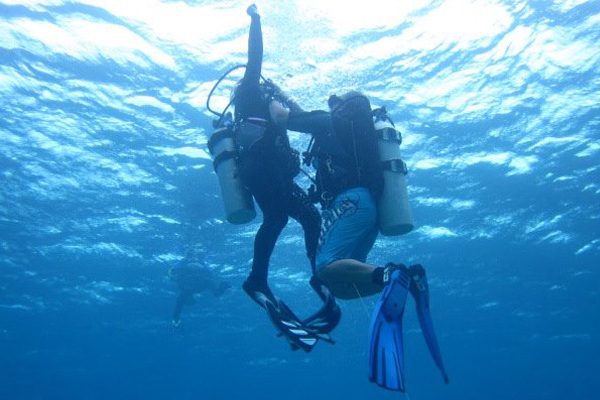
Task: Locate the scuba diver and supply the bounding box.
[169,262,231,327]
[219,4,339,352]
[270,92,449,391]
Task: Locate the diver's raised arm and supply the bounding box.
[244,4,262,84]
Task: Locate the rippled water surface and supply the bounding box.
[1,1,599,399]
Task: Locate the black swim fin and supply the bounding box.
[303,276,341,342]
[265,299,318,352]
[407,264,449,384]
[368,268,411,391]
[243,279,318,352]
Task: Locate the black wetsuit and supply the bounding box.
[235,13,320,292]
[287,108,383,208]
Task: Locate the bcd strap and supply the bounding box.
[212,150,237,171]
[381,159,408,175]
[302,136,316,166]
[376,126,402,145]
[207,127,234,155]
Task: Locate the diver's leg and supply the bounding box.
[172,292,191,327]
[244,212,287,304]
[318,259,382,299]
[315,188,381,299]
[287,183,321,273]
[243,175,288,305]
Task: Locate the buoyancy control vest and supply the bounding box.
[207,75,300,224]
[307,92,384,207]
[305,93,413,236]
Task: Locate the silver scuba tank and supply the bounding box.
[207,125,256,224]
[375,119,414,236]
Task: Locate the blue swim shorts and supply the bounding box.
[315,187,379,272]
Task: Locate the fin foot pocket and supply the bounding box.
[242,278,276,309]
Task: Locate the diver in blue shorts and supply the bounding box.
[270,92,392,298]
[270,92,448,391]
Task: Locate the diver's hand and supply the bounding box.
[269,100,289,126]
[247,4,259,17]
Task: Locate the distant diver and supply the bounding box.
[169,262,231,327]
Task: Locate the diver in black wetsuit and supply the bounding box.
[233,4,321,308]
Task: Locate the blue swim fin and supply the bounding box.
[368,268,411,391]
[407,264,449,384]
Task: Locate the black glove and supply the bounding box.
[246,4,259,17]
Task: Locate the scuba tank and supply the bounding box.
[373,107,414,236]
[207,113,256,224]
[205,65,296,224]
[206,66,257,224]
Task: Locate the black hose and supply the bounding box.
[206,64,247,117]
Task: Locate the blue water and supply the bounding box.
[1,1,599,399]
